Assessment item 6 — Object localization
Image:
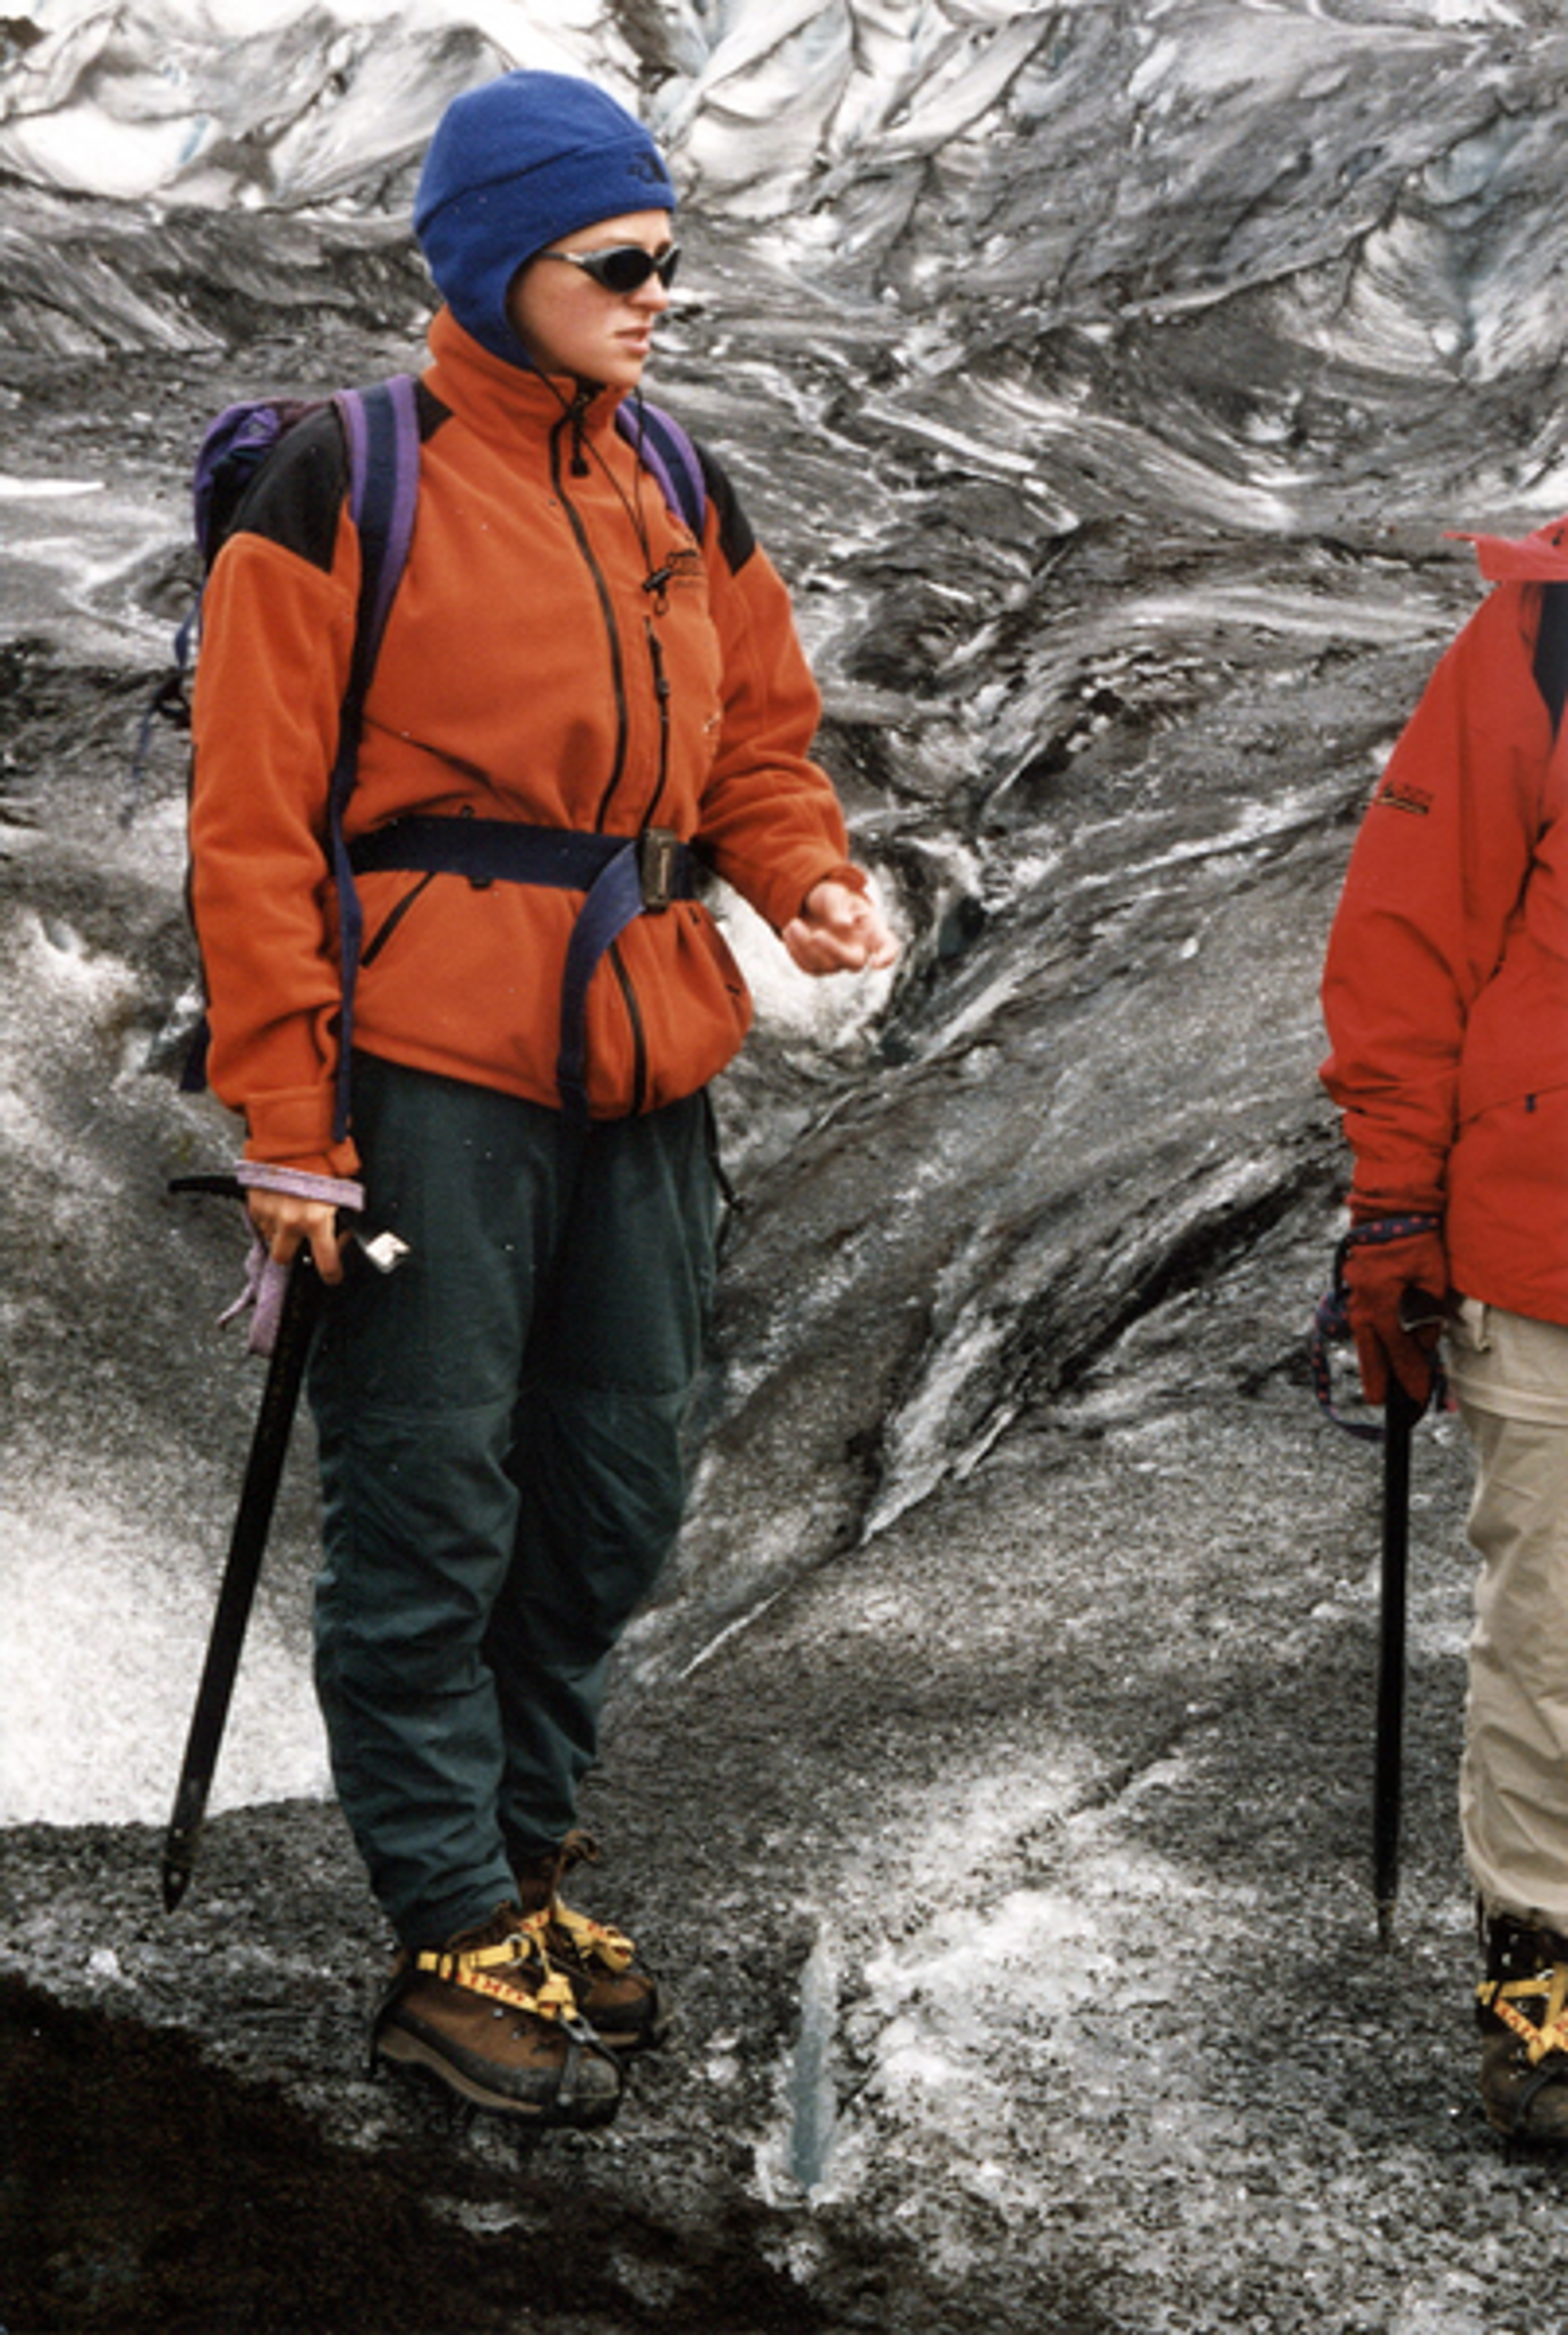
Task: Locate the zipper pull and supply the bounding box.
[646,620,670,701]
[568,390,591,479]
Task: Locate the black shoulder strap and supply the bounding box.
[174,377,421,1118]
[327,375,422,1142]
[1533,579,1568,741]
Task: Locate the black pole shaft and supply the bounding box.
[161,1255,323,1912]
[1374,1383,1418,1949]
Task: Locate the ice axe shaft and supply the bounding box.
[160,1252,324,1913]
[1374,1380,1421,1949]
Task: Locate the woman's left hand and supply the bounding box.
[782,879,900,976]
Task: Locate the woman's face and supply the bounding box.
[507,210,675,388]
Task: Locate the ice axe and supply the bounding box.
[160,1178,408,1912]
[1372,1296,1442,1951]
[160,1249,324,1912]
[1373,1378,1421,1949]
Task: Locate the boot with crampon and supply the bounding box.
[371,1900,623,2125]
[1477,1911,1568,2143]
[514,1833,670,2054]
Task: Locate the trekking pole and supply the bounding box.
[1373,1361,1435,1951]
[161,1249,325,1912]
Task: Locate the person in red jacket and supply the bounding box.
[1322,524,1568,2141]
[189,69,895,2128]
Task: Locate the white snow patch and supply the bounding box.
[0,1473,330,1825]
[0,474,104,500]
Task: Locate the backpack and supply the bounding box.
[161,372,710,1137]
[1535,579,1568,740]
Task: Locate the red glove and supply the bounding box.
[1342,1227,1448,1407]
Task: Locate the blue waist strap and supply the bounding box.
[347,814,699,1125]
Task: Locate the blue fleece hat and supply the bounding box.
[414,71,676,366]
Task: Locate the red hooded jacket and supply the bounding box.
[1321,526,1568,1324]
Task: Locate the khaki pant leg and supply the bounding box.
[1448,1302,1568,1927]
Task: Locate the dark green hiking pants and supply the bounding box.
[308,1054,718,1949]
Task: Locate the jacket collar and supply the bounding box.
[422,305,627,448]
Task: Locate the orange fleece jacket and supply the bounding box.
[189,311,858,1173]
[1321,528,1568,1323]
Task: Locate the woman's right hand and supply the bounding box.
[245,1189,347,1284]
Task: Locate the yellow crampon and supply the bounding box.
[548,1899,636,1975]
[412,1910,580,2023]
[540,1831,636,1973]
[1477,1960,1568,2065]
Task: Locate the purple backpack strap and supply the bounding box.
[616,397,708,537]
[335,375,421,677]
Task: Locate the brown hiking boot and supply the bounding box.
[371,1902,623,2126]
[1477,1912,1568,2143]
[513,1833,670,2054]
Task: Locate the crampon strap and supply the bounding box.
[550,1901,635,1974]
[535,1829,637,1971]
[1478,1962,1568,2067]
[413,1914,578,2024]
[1309,1213,1446,1441]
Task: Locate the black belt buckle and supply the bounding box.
[637,826,680,912]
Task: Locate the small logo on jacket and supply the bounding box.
[1374,778,1432,816]
[662,545,704,590]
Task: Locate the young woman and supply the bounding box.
[189,68,896,2127]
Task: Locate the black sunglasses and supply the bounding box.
[537,243,681,294]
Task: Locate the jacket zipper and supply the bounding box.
[608,628,669,1115]
[552,395,665,1112]
[361,871,436,967]
[643,618,671,830]
[602,616,672,1116]
[550,401,629,830]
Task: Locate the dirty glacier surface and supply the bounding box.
[4,2,1568,2330]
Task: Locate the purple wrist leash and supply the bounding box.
[222,1164,368,1357]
